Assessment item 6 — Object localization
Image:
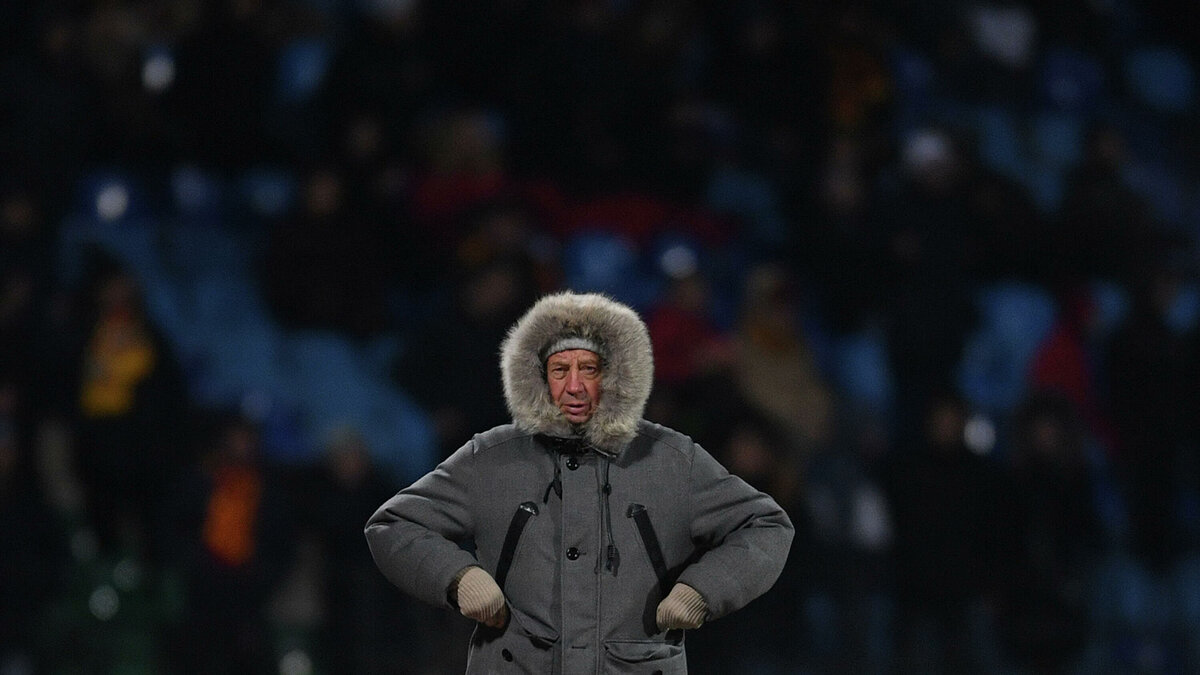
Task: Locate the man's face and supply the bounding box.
[546,349,602,425]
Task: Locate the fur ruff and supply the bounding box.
[500,292,654,453]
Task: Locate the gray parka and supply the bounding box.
[366,292,794,674]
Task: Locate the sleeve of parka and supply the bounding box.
[674,444,795,620]
[364,438,481,610]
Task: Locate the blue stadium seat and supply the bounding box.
[274,37,333,105]
[705,166,788,249]
[832,325,894,418]
[1124,46,1195,113]
[1089,280,1131,342]
[170,164,228,224]
[238,167,298,219]
[888,46,937,133]
[959,282,1057,415]
[188,318,284,407]
[1165,283,1200,335]
[1024,161,1065,213]
[1172,554,1200,634]
[973,104,1029,180]
[1091,553,1171,634]
[187,271,270,329]
[162,223,252,280]
[561,231,661,311]
[1121,159,1189,228]
[1037,47,1107,114]
[1032,110,1085,168]
[278,331,435,478]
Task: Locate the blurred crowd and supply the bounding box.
[3,0,1200,673]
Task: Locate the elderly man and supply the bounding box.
[366,291,794,673]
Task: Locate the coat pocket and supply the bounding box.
[603,639,686,674]
[467,605,558,674]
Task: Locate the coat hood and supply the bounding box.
[500,292,654,452]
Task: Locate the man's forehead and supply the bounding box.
[546,348,601,365]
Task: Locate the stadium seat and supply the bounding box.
[959,282,1057,414]
[1124,46,1195,113]
[561,230,661,311]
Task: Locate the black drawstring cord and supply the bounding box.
[543,460,562,504]
[599,457,620,576]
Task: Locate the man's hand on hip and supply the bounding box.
[454,566,508,628]
[656,582,708,631]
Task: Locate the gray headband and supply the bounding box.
[540,336,606,363]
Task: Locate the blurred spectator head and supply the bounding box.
[1012,391,1083,471]
[0,269,34,324]
[819,134,869,220]
[1081,123,1129,171]
[459,256,536,327]
[301,166,345,219]
[325,426,373,488]
[342,111,389,167]
[923,390,968,454]
[422,110,506,175]
[664,269,710,315]
[967,2,1038,70]
[213,413,261,466]
[725,419,778,483]
[88,264,146,321]
[741,262,799,337]
[1,189,40,239]
[718,413,797,504]
[360,0,420,27]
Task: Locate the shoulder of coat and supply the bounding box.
[471,424,537,455]
[634,419,696,458]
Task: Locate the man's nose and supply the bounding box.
[564,368,584,393]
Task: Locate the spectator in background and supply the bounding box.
[882,391,1002,674]
[876,128,980,447]
[308,426,436,675]
[163,412,295,675]
[644,268,735,441]
[1029,287,1116,451]
[812,132,889,334]
[994,391,1100,673]
[0,377,67,675]
[164,0,276,168]
[1056,124,1156,286]
[70,263,186,562]
[647,270,731,388]
[261,165,400,338]
[803,413,894,672]
[1105,264,1196,570]
[0,183,63,419]
[392,256,537,459]
[731,263,834,459]
[687,410,810,675]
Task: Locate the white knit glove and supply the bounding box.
[453,566,508,628]
[656,582,708,631]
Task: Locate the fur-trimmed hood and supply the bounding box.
[500,292,654,453]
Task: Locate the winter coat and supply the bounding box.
[366,292,794,673]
